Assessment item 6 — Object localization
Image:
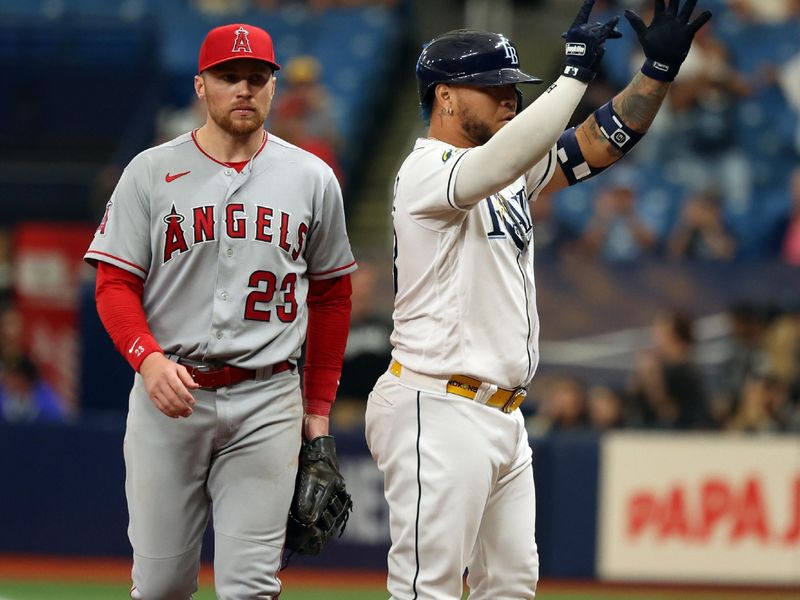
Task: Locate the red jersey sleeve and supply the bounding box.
[303,274,353,417]
[95,262,163,372]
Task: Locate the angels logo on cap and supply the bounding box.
[197,23,281,73]
[232,26,252,54]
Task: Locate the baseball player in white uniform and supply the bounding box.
[85,24,356,599]
[365,1,711,598]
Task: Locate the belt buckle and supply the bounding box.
[187,364,210,377]
[502,387,527,413]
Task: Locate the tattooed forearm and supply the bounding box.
[572,72,670,168]
[612,72,671,132]
[580,116,623,159]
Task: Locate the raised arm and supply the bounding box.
[452,0,621,208]
[543,0,712,195]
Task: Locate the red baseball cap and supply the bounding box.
[198,24,281,73]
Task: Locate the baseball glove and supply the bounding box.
[285,435,353,556]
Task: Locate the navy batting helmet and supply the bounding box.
[416,29,541,115]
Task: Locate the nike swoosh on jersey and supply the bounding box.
[128,336,141,354]
[165,170,191,183]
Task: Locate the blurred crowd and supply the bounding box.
[0,304,68,425]
[526,301,800,435]
[192,0,399,13]
[534,166,800,263]
[537,0,800,263]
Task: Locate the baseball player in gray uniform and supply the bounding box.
[365,1,711,598]
[85,24,356,599]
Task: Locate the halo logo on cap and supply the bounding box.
[197,23,281,73]
[232,26,253,54]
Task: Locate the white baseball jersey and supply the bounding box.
[390,137,557,389]
[85,130,356,368]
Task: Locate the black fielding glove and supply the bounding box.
[561,0,623,83]
[285,435,353,557]
[625,0,712,82]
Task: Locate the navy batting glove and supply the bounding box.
[561,0,623,83]
[625,0,712,81]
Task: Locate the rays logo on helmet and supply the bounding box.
[501,40,519,65]
[232,26,253,54]
[566,43,586,56]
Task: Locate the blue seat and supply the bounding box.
[552,179,599,234]
[0,0,45,18]
[0,19,158,161]
[307,7,400,142]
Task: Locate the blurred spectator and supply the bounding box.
[666,190,737,261]
[0,356,66,424]
[726,355,793,432]
[272,96,344,182]
[0,229,12,305]
[529,192,580,258]
[710,301,770,424]
[192,0,248,15]
[531,376,589,434]
[662,22,754,208]
[775,49,800,153]
[577,182,658,262]
[762,302,800,395]
[778,167,800,264]
[0,306,24,366]
[628,310,711,429]
[154,96,207,146]
[726,0,800,23]
[587,384,627,431]
[271,55,344,181]
[334,259,392,427]
[253,0,400,7]
[272,55,339,147]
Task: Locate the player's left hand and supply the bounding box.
[285,435,353,556]
[625,0,712,81]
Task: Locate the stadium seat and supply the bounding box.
[0,0,46,18]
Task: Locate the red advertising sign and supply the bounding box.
[598,433,800,584]
[13,222,96,413]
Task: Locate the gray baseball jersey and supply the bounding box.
[86,129,355,598]
[390,137,557,388]
[86,130,356,367]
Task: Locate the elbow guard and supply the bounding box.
[593,100,644,154]
[556,100,645,186]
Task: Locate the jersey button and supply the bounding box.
[226,248,233,257]
[224,169,233,176]
[216,331,223,339]
[220,291,229,301]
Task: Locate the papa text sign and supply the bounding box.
[598,433,800,584]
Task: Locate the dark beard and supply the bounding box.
[459,111,493,146]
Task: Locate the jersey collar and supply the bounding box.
[191,129,268,168]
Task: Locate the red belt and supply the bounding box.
[180,360,293,390]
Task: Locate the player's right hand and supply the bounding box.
[139,353,200,418]
[561,0,622,83]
